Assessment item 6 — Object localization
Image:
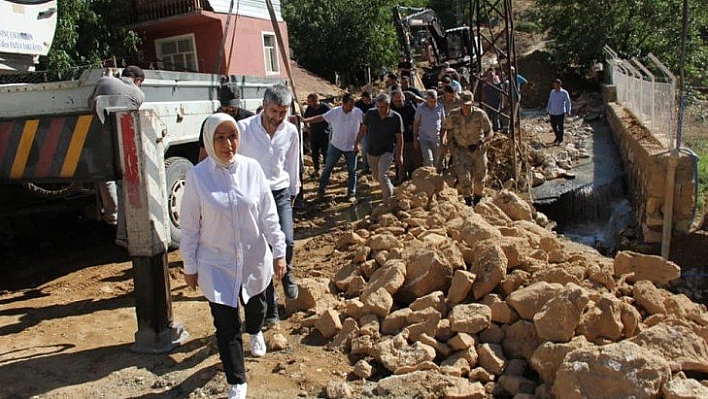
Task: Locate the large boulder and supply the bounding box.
[372,332,437,373]
[449,304,492,335]
[552,341,671,399]
[474,201,513,226]
[360,261,407,298]
[629,323,708,373]
[381,308,413,335]
[613,250,681,285]
[368,233,402,251]
[446,270,476,305]
[450,214,502,248]
[286,278,331,312]
[409,291,447,315]
[412,166,445,196]
[662,376,708,399]
[399,248,453,303]
[533,283,590,343]
[493,189,534,221]
[506,282,564,320]
[376,371,485,399]
[664,293,708,326]
[361,287,394,318]
[476,343,507,375]
[529,336,591,386]
[470,242,508,300]
[502,320,542,361]
[633,280,670,315]
[336,231,366,250]
[578,295,625,343]
[315,309,343,339]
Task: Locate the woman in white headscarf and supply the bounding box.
[180,113,286,399]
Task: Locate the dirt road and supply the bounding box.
[0,171,369,398]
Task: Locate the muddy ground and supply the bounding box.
[0,171,367,399]
[3,103,708,398]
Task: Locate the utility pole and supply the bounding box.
[469,0,520,185]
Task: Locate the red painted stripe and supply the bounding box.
[120,112,142,210]
[0,121,12,164]
[35,117,65,178]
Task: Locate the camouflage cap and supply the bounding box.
[460,90,474,105]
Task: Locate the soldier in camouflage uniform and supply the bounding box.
[443,91,494,206]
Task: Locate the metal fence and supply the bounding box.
[603,46,676,149]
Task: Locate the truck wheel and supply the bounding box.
[165,157,193,250]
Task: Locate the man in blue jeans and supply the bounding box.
[413,89,446,171]
[237,84,300,355]
[546,78,572,145]
[354,92,374,173]
[302,93,363,202]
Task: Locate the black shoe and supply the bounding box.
[473,195,483,206]
[263,316,280,330]
[464,196,474,207]
[281,270,299,300]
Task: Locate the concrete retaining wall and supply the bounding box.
[602,85,695,243]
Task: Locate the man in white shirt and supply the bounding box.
[302,93,363,202]
[237,84,300,333]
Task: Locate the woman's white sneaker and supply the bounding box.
[250,331,266,357]
[228,382,247,399]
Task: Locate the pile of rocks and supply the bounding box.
[287,167,708,398]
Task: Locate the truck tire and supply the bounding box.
[165,157,193,250]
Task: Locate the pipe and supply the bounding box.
[680,147,700,226]
[662,0,690,259]
[661,150,679,258]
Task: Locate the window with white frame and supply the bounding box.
[262,33,279,74]
[155,34,198,72]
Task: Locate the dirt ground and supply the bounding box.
[0,167,389,398]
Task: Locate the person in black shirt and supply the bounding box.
[302,93,331,177]
[401,76,424,102]
[354,92,374,173]
[390,90,420,182]
[354,93,404,200]
[198,83,255,161]
[397,57,413,78]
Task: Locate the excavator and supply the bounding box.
[392,6,476,88]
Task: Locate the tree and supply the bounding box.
[40,0,140,72]
[533,0,708,85]
[282,0,427,86]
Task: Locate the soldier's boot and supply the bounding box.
[464,196,474,207]
[473,195,483,206]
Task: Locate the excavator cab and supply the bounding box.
[392,6,476,88]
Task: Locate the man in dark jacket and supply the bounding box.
[302,93,331,177]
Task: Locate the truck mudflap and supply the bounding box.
[0,113,117,182]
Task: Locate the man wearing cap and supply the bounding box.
[198,83,254,161]
[89,65,145,248]
[444,90,493,207]
[354,93,404,200]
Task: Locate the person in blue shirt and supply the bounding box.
[546,78,572,145]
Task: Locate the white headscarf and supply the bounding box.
[202,113,238,168]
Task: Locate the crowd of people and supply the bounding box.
[89,64,572,399]
[301,64,516,206]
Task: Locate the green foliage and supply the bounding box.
[282,0,427,85]
[40,0,140,72]
[533,0,708,85]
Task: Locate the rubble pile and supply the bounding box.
[287,167,708,398]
